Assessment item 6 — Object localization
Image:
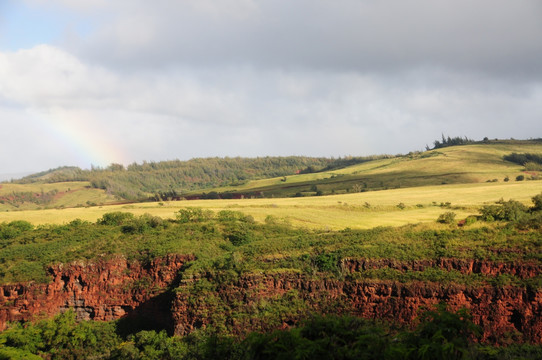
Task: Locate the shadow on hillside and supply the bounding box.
[115,290,178,336]
[115,269,186,337]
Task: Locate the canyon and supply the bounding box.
[0,255,540,344]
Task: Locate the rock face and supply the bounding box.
[341,258,542,279]
[0,254,193,332]
[0,256,541,344]
[173,273,542,344]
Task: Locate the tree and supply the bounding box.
[404,304,478,360]
[532,193,542,212]
[437,212,456,224]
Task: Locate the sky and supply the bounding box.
[0,0,541,179]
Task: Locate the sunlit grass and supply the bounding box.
[191,143,541,196]
[0,181,119,211]
[2,180,540,230]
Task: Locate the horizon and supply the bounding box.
[1,1,541,175]
[1,136,540,182]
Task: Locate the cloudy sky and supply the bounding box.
[1,0,541,178]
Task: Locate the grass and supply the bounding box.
[1,180,540,230]
[185,142,542,198]
[0,182,118,211]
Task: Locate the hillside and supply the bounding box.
[1,139,541,211]
[186,139,542,198]
[7,156,387,201]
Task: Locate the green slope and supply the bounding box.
[2,140,541,210]
[187,140,542,198]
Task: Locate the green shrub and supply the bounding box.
[177,207,214,223]
[532,193,542,212]
[97,212,135,226]
[225,223,255,246]
[479,199,528,222]
[437,212,456,224]
[314,253,339,273]
[0,220,34,240]
[403,304,479,360]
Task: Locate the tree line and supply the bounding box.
[9,156,394,200]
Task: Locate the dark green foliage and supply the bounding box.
[110,330,187,360]
[479,199,528,222]
[223,219,258,247]
[1,305,541,359]
[503,152,542,167]
[98,212,135,226]
[121,214,168,234]
[242,315,398,360]
[437,212,456,224]
[241,307,482,360]
[403,304,479,360]
[314,252,340,273]
[532,193,542,211]
[177,207,214,223]
[0,221,34,240]
[11,157,360,200]
[478,194,542,231]
[516,212,542,231]
[13,166,87,184]
[516,175,525,181]
[0,311,120,359]
[432,135,475,150]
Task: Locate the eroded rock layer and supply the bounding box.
[1,256,540,344]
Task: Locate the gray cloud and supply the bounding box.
[60,0,542,80]
[0,1,541,174]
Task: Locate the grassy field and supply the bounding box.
[1,141,540,222]
[186,142,541,197]
[1,180,540,230]
[0,181,118,211]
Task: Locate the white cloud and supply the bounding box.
[1,1,542,174]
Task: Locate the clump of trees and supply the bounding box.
[429,135,475,150]
[503,153,542,168]
[437,212,456,224]
[479,193,542,229]
[9,157,378,201]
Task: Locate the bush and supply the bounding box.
[0,220,34,240]
[516,175,525,181]
[177,207,214,223]
[314,253,339,273]
[437,212,456,224]
[225,223,255,246]
[97,212,135,226]
[532,193,542,212]
[479,199,528,222]
[403,304,478,360]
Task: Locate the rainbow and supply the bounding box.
[33,108,129,169]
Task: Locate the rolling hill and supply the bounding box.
[1,139,541,213]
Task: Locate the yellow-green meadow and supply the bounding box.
[2,180,540,230]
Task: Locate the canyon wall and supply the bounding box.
[0,254,193,332]
[1,256,540,344]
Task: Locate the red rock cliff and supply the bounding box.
[1,256,541,344]
[0,254,193,331]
